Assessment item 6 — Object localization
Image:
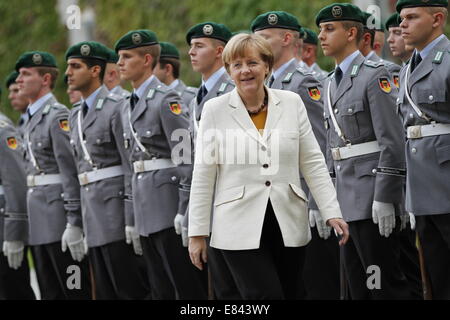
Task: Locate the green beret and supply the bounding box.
[15,51,57,71]
[159,42,180,59]
[65,41,110,62]
[302,28,318,45]
[115,29,158,52]
[396,0,448,12]
[385,13,400,29]
[250,11,301,32]
[362,12,384,31]
[106,48,119,63]
[5,71,19,88]
[186,22,232,45]
[315,3,365,26]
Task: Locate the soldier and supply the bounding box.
[15,51,91,299]
[0,116,35,299]
[114,29,207,299]
[65,41,151,299]
[360,12,401,85]
[299,28,329,81]
[154,42,197,106]
[6,71,28,133]
[251,11,340,299]
[396,0,450,299]
[317,3,411,299]
[386,12,414,66]
[185,21,241,300]
[104,48,131,98]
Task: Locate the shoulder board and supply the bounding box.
[281,72,294,83]
[218,82,229,94]
[95,98,105,110]
[350,64,360,77]
[106,92,121,102]
[433,51,444,64]
[295,66,314,76]
[0,120,9,128]
[364,60,384,68]
[146,85,167,99]
[184,86,197,94]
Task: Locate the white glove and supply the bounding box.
[400,212,416,231]
[181,227,188,247]
[309,209,331,240]
[125,225,143,256]
[174,213,184,235]
[372,201,396,238]
[83,237,88,255]
[3,241,24,270]
[61,223,85,262]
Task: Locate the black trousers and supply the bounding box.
[89,240,151,299]
[398,228,423,299]
[220,201,306,300]
[416,213,450,299]
[31,242,91,300]
[302,227,340,300]
[343,219,411,300]
[140,227,208,300]
[0,247,35,300]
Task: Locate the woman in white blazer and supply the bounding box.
[188,33,349,299]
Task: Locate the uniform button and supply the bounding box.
[85,187,89,192]
[123,133,127,137]
[37,142,42,147]
[135,147,140,152]
[70,139,74,144]
[96,138,101,144]
[409,113,414,119]
[429,95,434,101]
[261,146,267,151]
[0,208,4,213]
[171,176,177,181]
[29,188,34,193]
[336,165,341,171]
[263,164,269,169]
[411,148,417,154]
[146,131,151,136]
[118,191,123,196]
[334,108,339,114]
[347,108,353,113]
[265,181,271,187]
[61,193,64,198]
[138,174,142,180]
[396,98,400,103]
[372,169,377,174]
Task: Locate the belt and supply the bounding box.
[407,123,450,139]
[331,141,381,161]
[78,165,124,186]
[27,174,62,187]
[0,185,4,195]
[133,158,177,173]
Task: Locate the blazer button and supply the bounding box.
[265,181,271,186]
[263,164,269,169]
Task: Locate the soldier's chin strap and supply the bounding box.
[326,80,349,145]
[404,64,432,123]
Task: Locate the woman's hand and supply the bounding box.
[326,218,350,246]
[188,236,208,270]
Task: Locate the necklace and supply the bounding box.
[247,90,268,115]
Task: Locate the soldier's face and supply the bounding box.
[65,58,94,92]
[8,83,29,112]
[16,67,44,100]
[189,38,220,74]
[117,49,147,81]
[228,47,269,95]
[399,7,439,48]
[318,22,350,57]
[254,28,285,63]
[387,27,408,58]
[153,62,168,84]
[66,87,83,105]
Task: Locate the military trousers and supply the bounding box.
[0,247,35,300]
[416,213,450,299]
[31,242,91,300]
[89,240,151,300]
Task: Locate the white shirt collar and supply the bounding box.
[202,67,225,92]
[27,92,54,116]
[337,50,361,75]
[272,58,297,80]
[168,79,180,90]
[82,86,102,109]
[134,75,156,99]
[418,34,446,60]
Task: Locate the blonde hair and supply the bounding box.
[222,33,274,76]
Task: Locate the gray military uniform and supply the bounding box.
[24,95,82,245]
[367,52,401,89]
[173,79,197,107]
[111,85,131,99]
[69,86,132,247]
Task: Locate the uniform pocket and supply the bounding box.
[416,89,446,104]
[214,185,245,206]
[289,183,308,202]
[136,124,161,143]
[436,144,450,165]
[341,101,364,139]
[44,185,63,204]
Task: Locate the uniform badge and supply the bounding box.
[80,44,91,56]
[203,24,214,36]
[6,137,18,150]
[307,87,321,101]
[59,119,70,132]
[393,75,399,88]
[378,78,392,93]
[32,53,43,65]
[268,14,278,25]
[332,6,343,18]
[132,33,142,45]
[169,102,182,115]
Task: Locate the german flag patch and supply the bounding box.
[6,137,18,150]
[378,78,392,94]
[307,87,321,101]
[169,102,182,115]
[59,119,70,132]
[393,75,399,88]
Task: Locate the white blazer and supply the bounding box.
[188,87,342,250]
